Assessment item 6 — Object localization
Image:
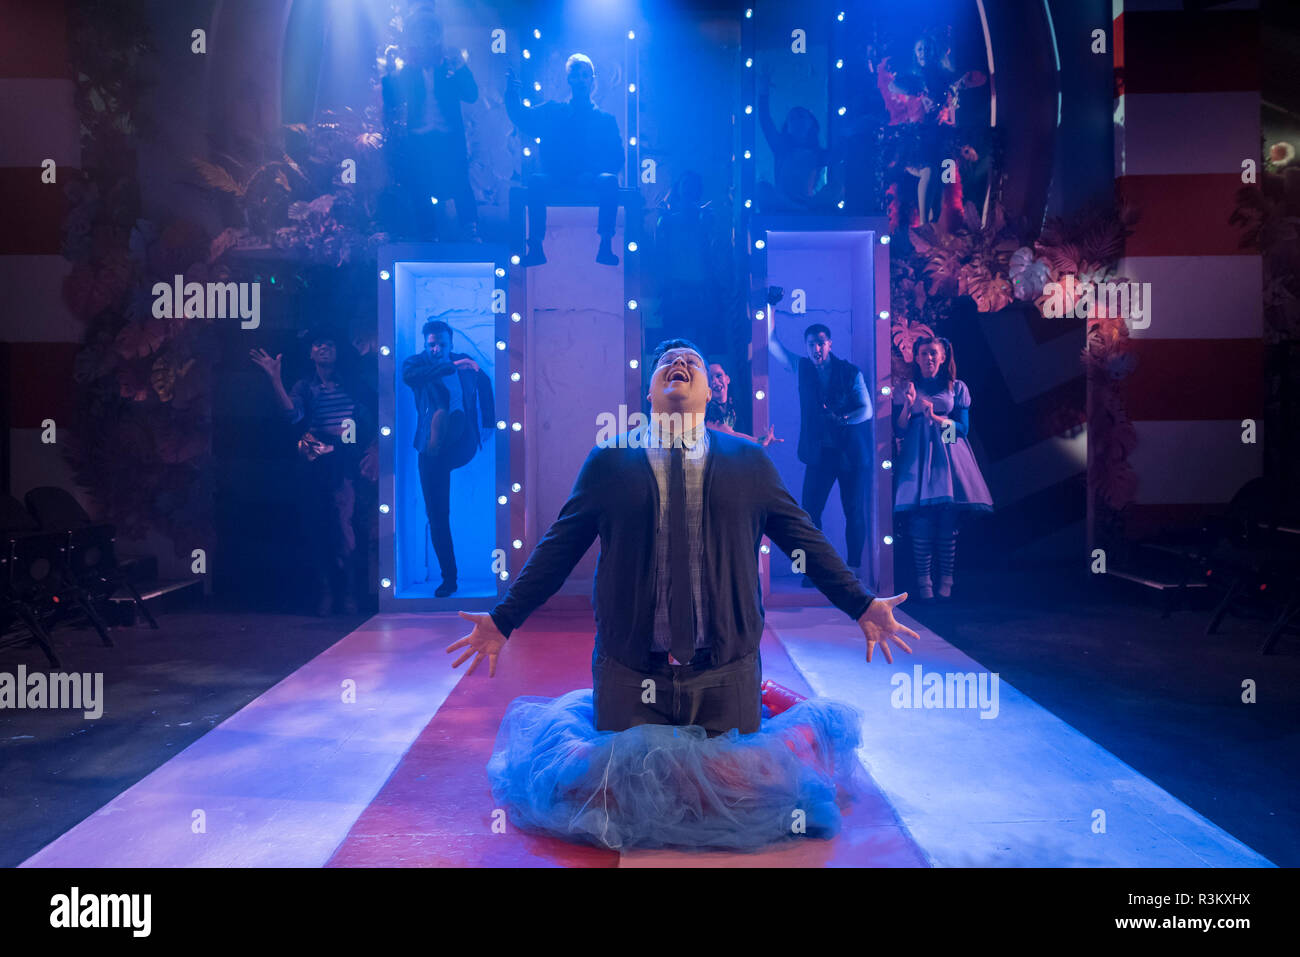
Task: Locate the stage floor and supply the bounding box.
[20,606,1274,868]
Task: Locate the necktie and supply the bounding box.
[668,441,695,666]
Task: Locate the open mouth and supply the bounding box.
[668,368,690,383]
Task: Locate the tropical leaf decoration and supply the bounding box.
[908,201,1021,312]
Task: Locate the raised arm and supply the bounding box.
[504,68,542,136]
[766,308,797,373]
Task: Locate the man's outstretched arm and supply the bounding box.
[448,447,604,676]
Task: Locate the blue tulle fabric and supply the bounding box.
[486,690,863,852]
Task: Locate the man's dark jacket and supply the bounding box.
[796,353,872,469]
[401,350,494,466]
[381,58,477,149]
[489,429,876,672]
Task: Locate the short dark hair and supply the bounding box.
[648,337,705,370]
[422,319,452,340]
[306,328,337,348]
[804,323,831,341]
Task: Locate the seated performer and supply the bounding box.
[505,53,624,266]
[449,339,917,851]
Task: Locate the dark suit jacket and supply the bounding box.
[401,351,494,466]
[381,57,477,151]
[489,428,875,672]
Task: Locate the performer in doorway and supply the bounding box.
[402,319,495,597]
[768,315,873,583]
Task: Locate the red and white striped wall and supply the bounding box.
[1112,0,1263,539]
[0,0,85,504]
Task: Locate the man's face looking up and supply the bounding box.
[648,347,709,416]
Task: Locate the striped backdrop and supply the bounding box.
[0,0,84,505]
[1111,0,1263,539]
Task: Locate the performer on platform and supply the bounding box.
[704,360,780,447]
[894,336,993,599]
[380,6,479,240]
[756,66,838,213]
[449,339,916,850]
[767,315,873,583]
[402,320,494,598]
[505,53,624,267]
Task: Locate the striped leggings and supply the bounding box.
[909,505,959,585]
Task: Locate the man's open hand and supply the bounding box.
[446,611,506,677]
[857,593,920,664]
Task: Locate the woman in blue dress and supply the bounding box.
[894,336,993,598]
